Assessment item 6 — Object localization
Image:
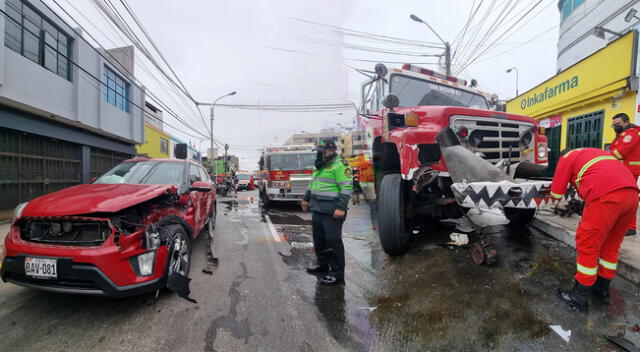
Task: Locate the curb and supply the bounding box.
[531,218,640,286]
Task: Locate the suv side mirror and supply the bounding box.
[189,181,212,192]
[89,176,98,183]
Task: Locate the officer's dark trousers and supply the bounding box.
[311,211,345,280]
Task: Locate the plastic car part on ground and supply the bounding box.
[447,233,469,246]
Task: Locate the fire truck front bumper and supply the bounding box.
[266,188,306,201]
[451,181,560,209]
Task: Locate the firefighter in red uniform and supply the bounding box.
[610,112,640,236]
[551,148,638,311]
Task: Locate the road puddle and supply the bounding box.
[266,199,640,350]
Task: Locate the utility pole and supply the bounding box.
[506,67,519,97]
[223,144,229,173]
[410,14,451,76]
[444,42,451,76]
[196,91,236,165]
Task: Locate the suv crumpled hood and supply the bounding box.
[22,184,178,217]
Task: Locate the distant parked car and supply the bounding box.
[1,158,216,298]
[236,173,253,191]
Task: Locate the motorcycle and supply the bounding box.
[216,179,232,197]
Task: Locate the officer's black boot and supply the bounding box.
[556,280,590,312]
[319,275,344,285]
[306,264,329,275]
[592,276,612,305]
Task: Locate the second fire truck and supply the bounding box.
[258,145,316,206]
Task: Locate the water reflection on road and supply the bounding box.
[260,196,640,351]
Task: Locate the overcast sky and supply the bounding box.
[47,0,560,170]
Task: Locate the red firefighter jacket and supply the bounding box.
[611,124,640,176]
[550,148,638,203]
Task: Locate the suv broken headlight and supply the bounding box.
[12,202,28,223]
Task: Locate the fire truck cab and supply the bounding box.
[258,145,316,206]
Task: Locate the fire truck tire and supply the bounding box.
[378,173,411,256]
[503,208,536,225]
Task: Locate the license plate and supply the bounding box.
[24,257,57,279]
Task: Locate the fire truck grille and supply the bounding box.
[290,180,310,195]
[451,116,534,164]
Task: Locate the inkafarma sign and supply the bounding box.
[506,30,637,117]
[520,76,579,110]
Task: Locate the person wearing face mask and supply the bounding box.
[610,112,640,236]
[301,139,353,285]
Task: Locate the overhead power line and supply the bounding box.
[475,25,557,62]
[454,0,498,68]
[288,17,445,48]
[38,2,210,141]
[89,0,209,131]
[344,58,438,65]
[456,0,546,74]
[57,0,209,135]
[452,0,482,48]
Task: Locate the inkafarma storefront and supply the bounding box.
[507,30,639,174]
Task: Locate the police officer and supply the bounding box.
[302,139,353,285]
[610,112,640,236]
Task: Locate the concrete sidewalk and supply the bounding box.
[532,207,640,285]
[0,222,8,256]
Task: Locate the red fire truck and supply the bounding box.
[358,63,549,255]
[258,145,316,206]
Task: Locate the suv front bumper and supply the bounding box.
[1,255,164,298]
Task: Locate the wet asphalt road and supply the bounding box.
[0,189,639,351]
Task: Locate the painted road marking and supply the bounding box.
[265,215,282,242]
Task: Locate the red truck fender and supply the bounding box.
[388,122,443,180]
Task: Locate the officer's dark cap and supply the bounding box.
[319,139,337,149]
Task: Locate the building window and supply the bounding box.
[560,0,585,20]
[160,138,169,155]
[102,65,130,112]
[3,0,72,81]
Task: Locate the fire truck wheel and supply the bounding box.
[377,173,411,256]
[503,208,536,226]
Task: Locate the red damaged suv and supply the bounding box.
[0,158,216,298]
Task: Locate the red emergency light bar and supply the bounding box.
[401,64,468,86]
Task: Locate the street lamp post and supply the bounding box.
[410,14,450,75]
[197,91,236,164]
[506,67,519,97]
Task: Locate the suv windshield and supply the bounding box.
[95,160,185,185]
[269,153,316,170]
[237,174,251,180]
[390,74,489,109]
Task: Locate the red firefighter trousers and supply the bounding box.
[575,188,638,286]
[629,175,639,231]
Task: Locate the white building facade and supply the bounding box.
[558,0,640,71]
[0,0,146,217]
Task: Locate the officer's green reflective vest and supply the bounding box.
[304,156,353,214]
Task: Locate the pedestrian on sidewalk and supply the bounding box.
[550,147,639,312]
[301,139,353,285]
[610,112,640,236]
[351,172,364,205]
